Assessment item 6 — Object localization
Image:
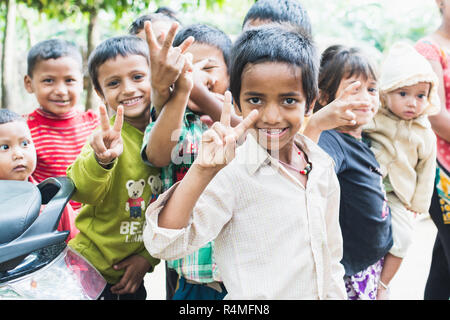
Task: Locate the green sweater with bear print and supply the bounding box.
[67,117,161,284]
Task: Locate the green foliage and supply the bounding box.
[301,0,440,54]
[24,0,157,21]
[0,0,444,114]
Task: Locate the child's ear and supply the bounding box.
[24,75,34,94]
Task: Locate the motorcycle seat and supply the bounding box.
[0,180,42,244]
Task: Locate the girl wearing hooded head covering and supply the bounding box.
[364,42,441,299]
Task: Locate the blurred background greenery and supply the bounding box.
[0,0,441,114]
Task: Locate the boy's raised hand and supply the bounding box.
[90,105,124,167]
[144,21,194,112]
[195,91,258,170]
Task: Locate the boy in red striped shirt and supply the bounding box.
[23,39,99,211]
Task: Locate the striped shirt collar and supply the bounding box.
[36,107,78,120]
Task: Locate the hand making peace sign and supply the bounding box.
[195,91,259,170]
[144,20,194,94]
[90,105,124,167]
[305,80,375,143]
[332,80,374,124]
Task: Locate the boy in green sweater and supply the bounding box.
[66,35,190,299]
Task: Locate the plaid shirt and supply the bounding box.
[141,108,218,283]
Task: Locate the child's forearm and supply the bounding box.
[429,111,450,142]
[302,116,324,144]
[158,164,217,229]
[66,147,113,205]
[146,88,190,167]
[151,87,171,116]
[191,84,241,127]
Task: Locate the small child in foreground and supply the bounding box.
[364,42,440,299]
[0,109,77,242]
[143,25,346,299]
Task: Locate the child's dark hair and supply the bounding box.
[173,24,232,70]
[0,109,25,125]
[27,39,82,77]
[154,6,181,23]
[242,0,312,36]
[88,35,149,96]
[229,24,318,113]
[314,45,378,112]
[129,12,177,35]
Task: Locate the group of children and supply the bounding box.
[0,0,442,300]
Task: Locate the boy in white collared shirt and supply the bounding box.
[143,25,346,299]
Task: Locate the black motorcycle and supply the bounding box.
[0,177,106,299]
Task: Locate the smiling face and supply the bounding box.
[335,74,379,129]
[0,121,36,181]
[383,82,430,120]
[238,62,307,162]
[24,56,83,116]
[96,54,151,120]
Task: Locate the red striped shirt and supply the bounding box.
[26,108,99,211]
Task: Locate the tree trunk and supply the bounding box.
[1,0,17,110]
[85,8,101,111]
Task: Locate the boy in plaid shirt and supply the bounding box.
[140,22,232,299]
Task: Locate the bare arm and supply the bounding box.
[145,57,193,167]
[190,82,242,127]
[157,92,259,229]
[428,59,450,142]
[303,81,365,143]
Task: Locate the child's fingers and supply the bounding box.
[156,33,165,45]
[223,134,237,164]
[193,58,209,72]
[113,105,124,133]
[108,141,123,160]
[90,133,108,157]
[199,130,222,165]
[178,36,194,53]
[182,53,194,73]
[168,46,183,70]
[338,81,361,99]
[233,109,259,139]
[211,122,229,142]
[160,22,179,57]
[99,105,111,132]
[202,129,222,145]
[144,21,159,55]
[220,91,232,126]
[343,109,356,120]
[340,101,370,111]
[110,278,127,294]
[214,93,225,103]
[342,110,357,125]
